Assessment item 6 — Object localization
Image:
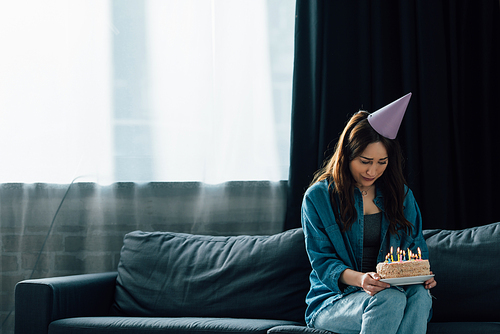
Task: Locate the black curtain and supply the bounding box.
[285,0,500,231]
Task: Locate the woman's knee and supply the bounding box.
[406,285,432,308]
[372,288,407,309]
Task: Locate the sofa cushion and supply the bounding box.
[423,222,500,322]
[267,325,336,334]
[110,228,311,323]
[49,317,302,334]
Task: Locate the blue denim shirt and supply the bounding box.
[301,180,429,325]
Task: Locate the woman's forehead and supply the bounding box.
[359,142,388,159]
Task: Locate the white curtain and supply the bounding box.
[0,0,294,184]
[0,4,294,332]
[0,3,295,332]
[0,1,114,184]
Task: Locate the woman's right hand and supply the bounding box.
[340,269,391,296]
[360,272,391,296]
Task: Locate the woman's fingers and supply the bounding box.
[362,272,390,295]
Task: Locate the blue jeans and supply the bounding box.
[310,285,432,334]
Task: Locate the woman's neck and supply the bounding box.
[357,184,375,197]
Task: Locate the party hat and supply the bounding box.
[367,92,412,139]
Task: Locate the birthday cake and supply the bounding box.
[376,248,430,279]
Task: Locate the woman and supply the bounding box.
[301,94,436,334]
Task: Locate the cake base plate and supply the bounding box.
[380,274,434,286]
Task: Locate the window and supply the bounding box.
[0,0,295,184]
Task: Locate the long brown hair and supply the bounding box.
[311,111,412,235]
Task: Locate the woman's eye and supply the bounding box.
[361,160,370,165]
[379,162,387,165]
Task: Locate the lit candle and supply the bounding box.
[391,247,394,262]
[403,250,406,261]
[418,247,422,260]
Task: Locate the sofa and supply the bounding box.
[15,222,500,334]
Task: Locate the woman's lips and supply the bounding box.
[362,176,375,182]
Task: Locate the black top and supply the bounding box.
[362,212,382,273]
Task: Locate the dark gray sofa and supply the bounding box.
[15,222,500,334]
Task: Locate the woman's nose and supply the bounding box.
[367,164,377,176]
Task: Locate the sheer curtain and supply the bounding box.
[0,1,114,184]
[0,2,295,333]
[0,0,293,184]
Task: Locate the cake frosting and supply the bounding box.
[376,247,430,279]
[376,259,430,279]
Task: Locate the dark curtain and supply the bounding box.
[285,1,500,231]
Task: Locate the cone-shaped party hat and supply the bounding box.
[367,92,412,139]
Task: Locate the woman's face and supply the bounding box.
[349,141,388,188]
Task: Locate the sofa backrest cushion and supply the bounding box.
[423,221,500,322]
[110,228,311,323]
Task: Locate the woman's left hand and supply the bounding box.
[424,271,437,289]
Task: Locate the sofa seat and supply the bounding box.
[49,317,301,334]
[426,322,500,334]
[48,319,500,334]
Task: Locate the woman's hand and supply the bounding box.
[360,272,391,296]
[424,271,437,290]
[340,269,390,296]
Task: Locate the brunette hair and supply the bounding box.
[310,111,412,235]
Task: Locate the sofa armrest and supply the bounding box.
[15,272,117,334]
